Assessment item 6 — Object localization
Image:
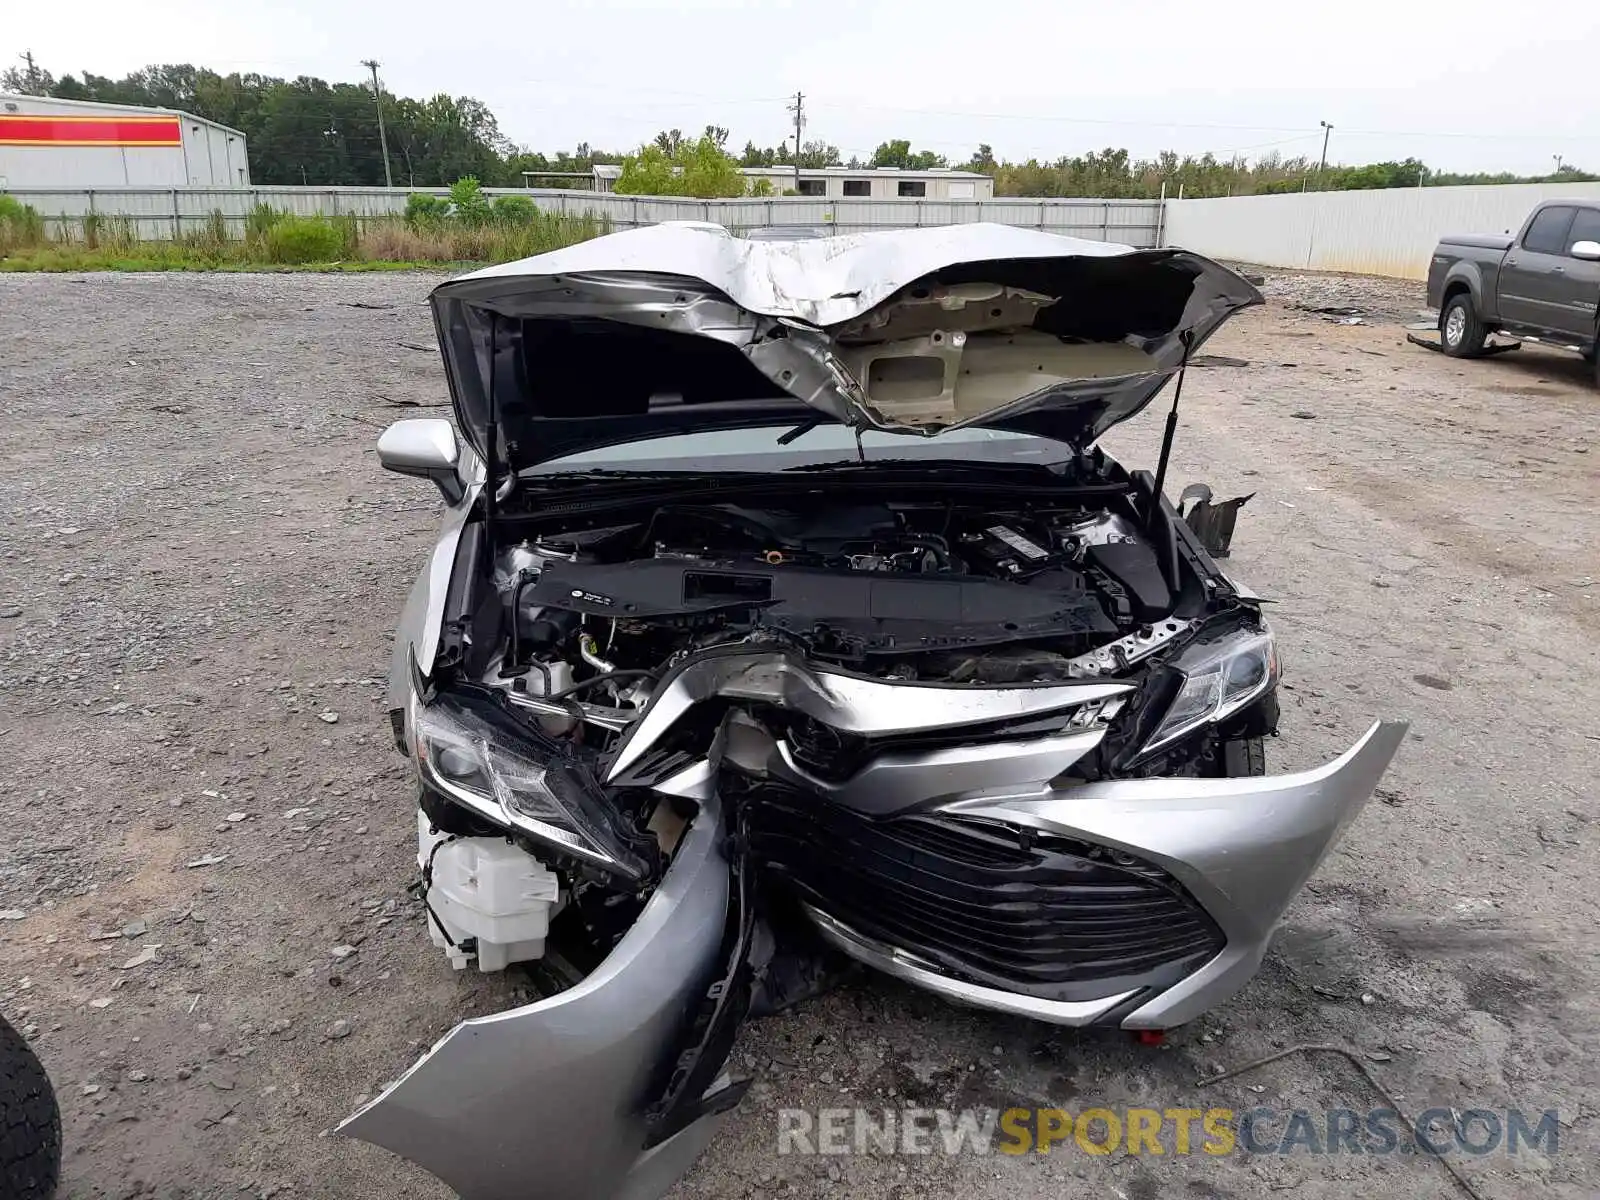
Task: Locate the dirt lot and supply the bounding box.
[0,267,1596,1200]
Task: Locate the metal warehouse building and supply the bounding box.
[0,94,248,188]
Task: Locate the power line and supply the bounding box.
[793,97,1600,144]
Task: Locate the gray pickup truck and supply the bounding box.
[1427,199,1600,384]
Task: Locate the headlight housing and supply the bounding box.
[1143,625,1279,754]
[409,688,651,882]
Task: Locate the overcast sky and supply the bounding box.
[9,0,1599,175]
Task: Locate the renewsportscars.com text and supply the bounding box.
[777,1106,1561,1158]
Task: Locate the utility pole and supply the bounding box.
[362,59,394,189]
[1317,120,1333,188]
[1553,153,1564,174]
[786,91,805,191]
[19,50,44,94]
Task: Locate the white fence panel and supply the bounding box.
[1164,182,1600,280]
[3,186,1164,248]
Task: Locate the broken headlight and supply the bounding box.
[1143,625,1278,754]
[410,688,651,882]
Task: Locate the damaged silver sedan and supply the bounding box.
[343,222,1406,1199]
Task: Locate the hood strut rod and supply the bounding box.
[1146,329,1194,532]
[483,311,500,548]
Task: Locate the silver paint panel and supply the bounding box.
[338,797,728,1200]
[943,719,1407,1028]
[771,728,1107,814]
[605,648,1131,782]
[384,442,484,722]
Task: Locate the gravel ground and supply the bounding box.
[0,268,1596,1200]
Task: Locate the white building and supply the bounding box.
[588,162,993,201]
[738,166,993,201]
[0,94,249,188]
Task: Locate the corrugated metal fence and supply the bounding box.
[3,185,1164,246]
[21,181,1600,278]
[1165,181,1600,280]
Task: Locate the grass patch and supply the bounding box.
[0,200,606,273]
[0,196,48,256]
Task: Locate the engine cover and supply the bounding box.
[525,558,1117,659]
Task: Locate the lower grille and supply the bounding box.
[746,787,1224,1005]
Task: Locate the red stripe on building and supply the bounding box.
[0,115,183,147]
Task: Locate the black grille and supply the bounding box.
[746,788,1224,1005]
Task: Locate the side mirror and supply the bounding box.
[1570,240,1600,261]
[378,418,464,503]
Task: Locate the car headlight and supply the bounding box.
[409,688,650,882]
[1144,625,1279,754]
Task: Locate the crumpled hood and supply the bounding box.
[429,222,1262,471]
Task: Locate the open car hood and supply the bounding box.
[429,222,1262,471]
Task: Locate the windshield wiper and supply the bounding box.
[519,468,777,493]
[783,458,1063,475]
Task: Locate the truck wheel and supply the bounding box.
[0,1016,60,1200]
[1440,294,1487,357]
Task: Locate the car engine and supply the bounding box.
[477,495,1190,738]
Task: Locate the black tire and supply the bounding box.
[0,1016,60,1200]
[1439,293,1487,357]
[1221,735,1267,777]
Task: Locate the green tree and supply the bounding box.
[740,141,780,167]
[2,56,56,95]
[614,144,678,195]
[796,140,840,168]
[870,139,948,170]
[962,144,998,174]
[616,133,744,198]
[679,134,746,197]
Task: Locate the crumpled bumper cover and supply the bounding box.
[337,799,729,1200]
[929,718,1409,1028]
[341,720,1404,1200]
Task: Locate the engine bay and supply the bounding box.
[472,483,1205,745]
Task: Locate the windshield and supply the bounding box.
[524,423,1072,475]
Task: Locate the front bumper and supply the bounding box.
[810,719,1408,1030]
[338,797,731,1200]
[342,721,1403,1200]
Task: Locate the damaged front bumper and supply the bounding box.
[341,721,1403,1199]
[879,718,1408,1029]
[338,797,732,1200]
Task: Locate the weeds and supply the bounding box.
[447,177,492,226]
[263,215,350,264]
[0,197,606,272]
[403,193,450,229]
[0,196,48,255]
